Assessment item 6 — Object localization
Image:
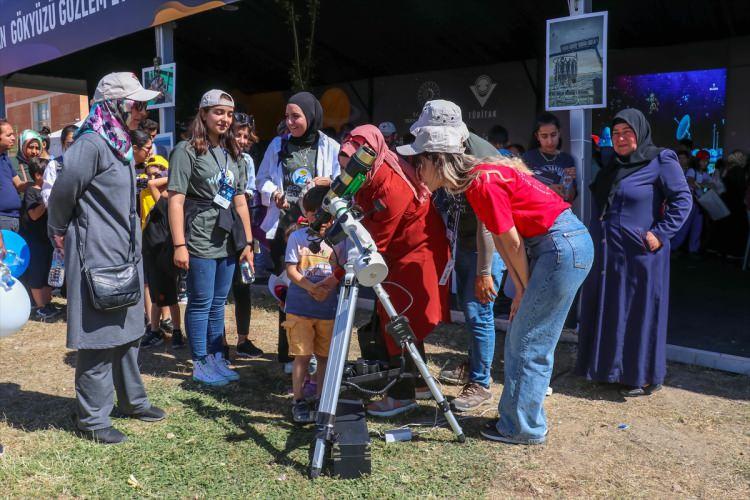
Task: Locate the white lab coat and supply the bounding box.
[256,131,340,239]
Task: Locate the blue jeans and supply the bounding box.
[185,255,236,360]
[454,247,505,388]
[497,209,593,442]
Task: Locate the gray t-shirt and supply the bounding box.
[168,141,246,259]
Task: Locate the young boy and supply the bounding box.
[20,157,59,321]
[283,185,343,424]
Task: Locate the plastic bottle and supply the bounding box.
[562,173,574,200]
[48,248,65,288]
[240,261,255,284]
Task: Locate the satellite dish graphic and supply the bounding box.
[674,114,692,140]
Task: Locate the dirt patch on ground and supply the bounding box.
[1,293,748,497]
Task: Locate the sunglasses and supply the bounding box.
[234,112,255,128]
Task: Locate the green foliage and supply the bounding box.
[276,0,320,92]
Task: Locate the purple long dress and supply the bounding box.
[576,149,692,387]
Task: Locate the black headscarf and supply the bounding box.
[287,91,323,147]
[590,108,664,210]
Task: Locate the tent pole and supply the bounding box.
[155,23,176,143]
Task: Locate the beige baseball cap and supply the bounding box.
[93,72,161,103]
[396,100,470,156]
[200,89,235,109]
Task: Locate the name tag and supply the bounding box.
[213,179,235,209]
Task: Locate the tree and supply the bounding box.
[276,0,320,92]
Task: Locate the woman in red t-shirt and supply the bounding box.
[398,117,593,445]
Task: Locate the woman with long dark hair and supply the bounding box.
[577,109,692,396]
[522,113,577,202]
[168,90,255,386]
[256,92,340,371]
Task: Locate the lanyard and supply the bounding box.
[209,147,229,180]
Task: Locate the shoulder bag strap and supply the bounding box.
[74,162,138,268]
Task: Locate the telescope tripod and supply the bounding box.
[309,261,465,479]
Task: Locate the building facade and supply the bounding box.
[4,87,88,133]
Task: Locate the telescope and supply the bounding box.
[308,145,464,480]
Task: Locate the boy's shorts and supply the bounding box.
[282,313,334,357]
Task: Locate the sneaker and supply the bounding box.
[141,330,164,349]
[78,426,128,445]
[452,383,493,412]
[34,304,61,321]
[283,362,294,375]
[292,399,315,424]
[209,352,240,382]
[160,318,174,333]
[308,355,318,376]
[480,420,547,445]
[171,329,185,349]
[235,340,264,358]
[439,362,469,385]
[192,357,229,386]
[367,397,417,417]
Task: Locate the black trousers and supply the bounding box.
[231,259,252,337]
[270,229,293,363]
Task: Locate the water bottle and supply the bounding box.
[48,248,65,288]
[562,173,574,200]
[240,261,255,284]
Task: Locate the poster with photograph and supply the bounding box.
[141,63,176,110]
[153,132,174,157]
[546,12,607,110]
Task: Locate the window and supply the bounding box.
[32,99,50,131]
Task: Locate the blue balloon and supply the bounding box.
[1,230,30,278]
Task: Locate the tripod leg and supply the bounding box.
[310,274,360,478]
[404,341,465,442]
[372,284,465,442]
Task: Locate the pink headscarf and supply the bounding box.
[341,124,430,203]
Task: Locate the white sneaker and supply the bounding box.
[209,352,240,382]
[192,358,229,386]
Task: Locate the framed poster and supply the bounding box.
[141,63,176,110]
[545,11,607,111]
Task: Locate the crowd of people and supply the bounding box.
[1,69,749,446]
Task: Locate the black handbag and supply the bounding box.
[75,167,141,311]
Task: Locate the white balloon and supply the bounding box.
[0,279,31,338]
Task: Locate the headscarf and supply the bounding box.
[287,91,323,147]
[16,129,43,166]
[342,124,431,203]
[75,98,133,163]
[590,108,664,209]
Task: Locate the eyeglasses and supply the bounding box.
[234,112,255,128]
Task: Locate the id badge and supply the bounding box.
[439,258,455,286]
[213,180,235,209]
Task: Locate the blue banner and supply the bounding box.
[0,0,238,77]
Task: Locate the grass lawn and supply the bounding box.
[1,292,749,497]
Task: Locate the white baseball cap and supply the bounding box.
[200,89,235,109]
[93,72,161,103]
[396,100,470,156]
[378,121,397,136]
